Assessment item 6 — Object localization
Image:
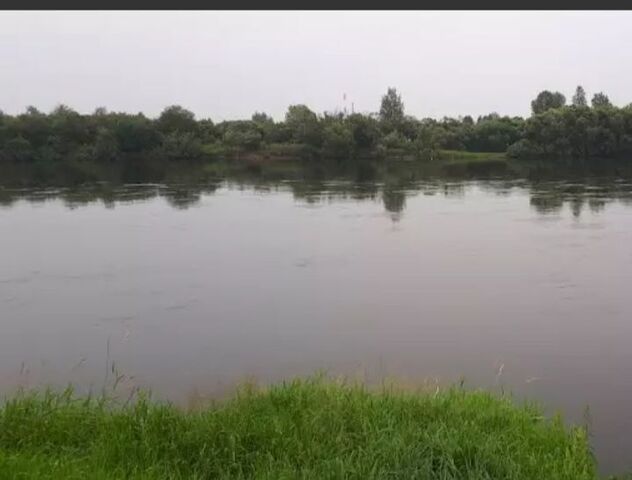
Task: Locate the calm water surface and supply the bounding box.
[1,170,632,474]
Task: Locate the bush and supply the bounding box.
[322,123,354,159]
[160,132,204,160]
[223,121,263,152]
[507,139,543,158]
[381,130,409,150]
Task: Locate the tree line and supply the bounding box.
[1,86,632,164]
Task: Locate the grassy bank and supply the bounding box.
[0,377,598,479]
[438,150,507,162]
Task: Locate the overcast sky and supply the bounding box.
[2,11,632,121]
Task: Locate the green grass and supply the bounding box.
[0,377,598,479]
[438,150,507,162]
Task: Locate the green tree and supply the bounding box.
[114,115,161,153]
[572,86,587,107]
[285,105,322,147]
[251,112,276,143]
[414,121,441,160]
[252,112,273,124]
[198,119,218,143]
[265,122,293,144]
[346,113,380,151]
[379,87,405,127]
[15,106,50,148]
[468,116,523,152]
[49,105,89,148]
[93,127,120,162]
[591,92,612,108]
[3,136,34,162]
[531,91,566,115]
[519,107,570,157]
[160,132,204,160]
[322,122,354,159]
[157,106,197,134]
[223,121,263,152]
[399,115,421,141]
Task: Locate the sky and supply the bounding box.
[2,11,632,121]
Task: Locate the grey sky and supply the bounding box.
[2,11,632,121]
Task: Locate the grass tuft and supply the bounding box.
[0,377,598,479]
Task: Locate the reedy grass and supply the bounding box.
[0,377,597,479]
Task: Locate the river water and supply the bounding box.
[1,160,632,474]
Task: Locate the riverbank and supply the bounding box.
[0,377,600,479]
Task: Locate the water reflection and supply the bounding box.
[529,180,632,217]
[2,159,632,219]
